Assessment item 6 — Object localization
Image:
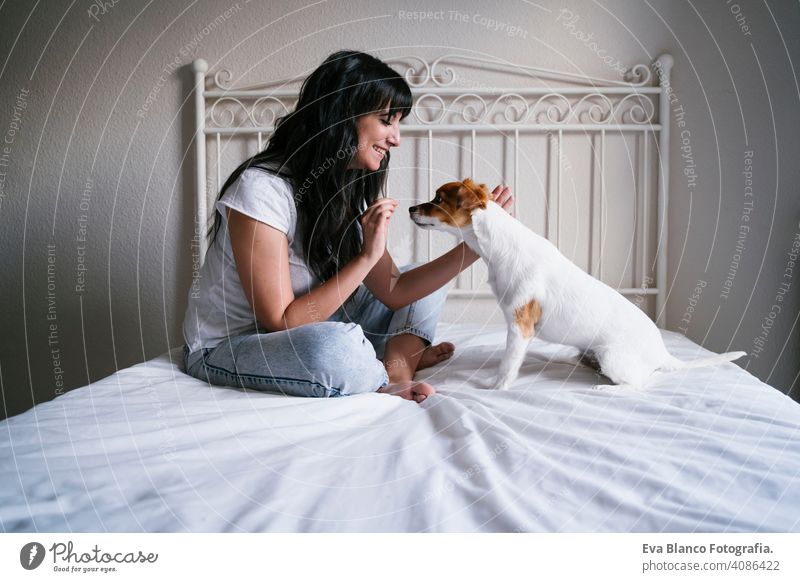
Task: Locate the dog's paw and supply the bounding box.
[492,377,512,391]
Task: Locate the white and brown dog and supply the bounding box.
[409,178,746,390]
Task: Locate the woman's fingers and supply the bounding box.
[362,205,395,237]
[372,205,395,222]
[491,184,509,201]
[372,211,391,228]
[367,198,398,213]
[492,184,514,216]
[493,185,510,202]
[360,198,397,223]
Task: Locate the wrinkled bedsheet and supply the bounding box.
[2,323,798,532]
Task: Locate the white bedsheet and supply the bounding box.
[2,323,799,532]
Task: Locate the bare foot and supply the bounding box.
[416,342,455,371]
[378,380,436,403]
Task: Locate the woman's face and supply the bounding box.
[349,108,402,172]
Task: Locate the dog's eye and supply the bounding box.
[432,196,441,204]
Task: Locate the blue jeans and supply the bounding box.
[183,263,448,397]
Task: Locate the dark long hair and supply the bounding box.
[208,50,412,294]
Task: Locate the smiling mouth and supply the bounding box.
[372,145,388,158]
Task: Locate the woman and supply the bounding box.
[182,50,513,403]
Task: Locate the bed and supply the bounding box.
[2,53,799,533]
[2,322,798,532]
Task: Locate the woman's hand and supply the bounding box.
[359,197,398,263]
[491,184,514,216]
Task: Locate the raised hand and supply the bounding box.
[358,197,398,262]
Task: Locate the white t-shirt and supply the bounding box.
[182,168,321,353]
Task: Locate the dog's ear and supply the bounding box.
[459,179,489,210]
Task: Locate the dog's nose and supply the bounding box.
[409,205,418,214]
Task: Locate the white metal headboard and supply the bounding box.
[191,53,673,326]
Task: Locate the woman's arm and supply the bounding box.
[363,244,479,310]
[227,208,376,331]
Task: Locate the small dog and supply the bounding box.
[409,178,746,390]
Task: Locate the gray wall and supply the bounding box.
[1,0,798,419]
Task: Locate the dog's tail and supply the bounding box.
[660,351,747,372]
